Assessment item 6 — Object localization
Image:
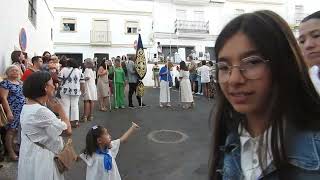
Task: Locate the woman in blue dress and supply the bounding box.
[0,65,25,161]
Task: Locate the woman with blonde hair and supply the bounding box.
[0,65,25,161]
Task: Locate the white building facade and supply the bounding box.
[0,0,54,74]
[53,0,154,64]
[152,0,289,62]
[52,0,320,64]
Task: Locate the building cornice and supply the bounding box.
[227,0,283,5]
[173,0,210,6]
[54,42,152,48]
[54,7,152,16]
[154,32,217,41]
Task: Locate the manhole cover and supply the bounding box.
[147,130,188,144]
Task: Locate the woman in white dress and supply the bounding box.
[82,58,98,122]
[179,61,194,109]
[18,71,72,180]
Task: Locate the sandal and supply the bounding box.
[81,116,87,122]
[71,121,79,128]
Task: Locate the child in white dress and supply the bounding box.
[80,122,139,180]
[82,58,98,122]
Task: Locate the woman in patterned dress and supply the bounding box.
[0,65,25,161]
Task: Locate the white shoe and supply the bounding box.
[166,104,171,107]
[160,104,164,108]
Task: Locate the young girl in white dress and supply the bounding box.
[80,122,139,180]
[82,58,98,122]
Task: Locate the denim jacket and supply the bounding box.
[219,128,320,180]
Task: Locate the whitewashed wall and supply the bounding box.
[53,0,153,59]
[0,0,54,74]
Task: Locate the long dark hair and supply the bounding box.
[11,50,22,63]
[98,59,106,70]
[83,126,104,157]
[179,61,188,71]
[209,10,320,180]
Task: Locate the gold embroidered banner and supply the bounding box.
[136,81,145,97]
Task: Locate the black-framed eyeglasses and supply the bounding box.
[215,55,270,83]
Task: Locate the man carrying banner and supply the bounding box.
[134,34,148,107]
[127,56,146,108]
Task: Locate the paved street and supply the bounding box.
[1,87,213,180]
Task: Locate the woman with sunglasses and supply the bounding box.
[209,10,320,180]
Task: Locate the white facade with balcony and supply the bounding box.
[151,0,291,62]
[53,0,154,63]
[0,0,54,74]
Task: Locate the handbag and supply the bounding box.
[0,104,7,128]
[56,68,75,99]
[54,138,78,173]
[26,135,78,174]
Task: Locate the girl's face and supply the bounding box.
[7,66,20,79]
[298,19,320,67]
[97,128,112,148]
[217,32,272,115]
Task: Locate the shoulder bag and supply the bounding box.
[26,134,77,174]
[56,68,75,99]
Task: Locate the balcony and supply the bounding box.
[173,0,209,5]
[175,20,209,34]
[90,30,111,45]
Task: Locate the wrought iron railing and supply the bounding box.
[90,31,111,44]
[175,20,209,33]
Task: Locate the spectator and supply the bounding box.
[179,61,194,109]
[82,58,98,122]
[18,71,71,180]
[298,10,320,95]
[97,60,110,111]
[197,60,211,97]
[11,50,25,75]
[209,10,320,180]
[0,65,25,161]
[21,56,43,81]
[152,62,160,88]
[159,61,173,107]
[58,58,84,128]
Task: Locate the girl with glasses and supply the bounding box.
[209,10,320,180]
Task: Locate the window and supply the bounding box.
[194,11,204,21]
[28,0,37,26]
[295,5,304,24]
[234,9,244,17]
[125,21,139,34]
[176,9,186,20]
[62,18,77,32]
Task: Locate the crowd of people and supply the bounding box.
[0,9,318,180]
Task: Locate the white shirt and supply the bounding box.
[18,104,67,180]
[239,125,273,180]
[197,65,210,83]
[309,65,320,96]
[80,139,121,180]
[58,67,84,96]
